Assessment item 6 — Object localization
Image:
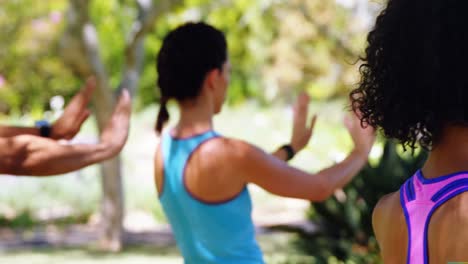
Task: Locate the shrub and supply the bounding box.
[299,140,427,263]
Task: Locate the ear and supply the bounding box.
[204,68,221,91]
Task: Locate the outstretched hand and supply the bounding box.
[51,77,96,140]
[290,92,317,153]
[100,89,132,156]
[344,111,376,159]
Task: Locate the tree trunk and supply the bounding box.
[60,0,183,252]
[61,0,124,251]
[99,157,124,251]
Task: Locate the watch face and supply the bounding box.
[35,120,51,137]
[35,120,50,127]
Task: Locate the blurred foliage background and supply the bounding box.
[0,1,426,263]
[0,0,378,113]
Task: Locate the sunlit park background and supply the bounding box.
[0,0,427,263]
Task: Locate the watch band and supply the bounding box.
[279,144,296,161]
[35,120,52,138]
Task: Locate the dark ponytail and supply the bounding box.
[155,22,227,135]
[155,96,169,135]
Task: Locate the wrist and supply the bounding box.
[35,120,52,138]
[49,124,61,140]
[290,142,302,153]
[279,144,296,161]
[99,137,124,159]
[351,147,370,163]
[96,141,114,160]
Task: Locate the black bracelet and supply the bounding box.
[279,144,296,161]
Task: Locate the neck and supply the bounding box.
[422,125,468,179]
[173,95,214,138]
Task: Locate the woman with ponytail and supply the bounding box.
[155,96,169,134]
[154,22,375,263]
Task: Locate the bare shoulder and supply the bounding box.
[196,137,272,182]
[373,191,401,238]
[198,136,263,162]
[187,137,262,196]
[374,192,400,220]
[373,190,408,263]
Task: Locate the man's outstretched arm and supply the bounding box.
[0,126,41,138]
[0,90,131,176]
[0,136,116,176]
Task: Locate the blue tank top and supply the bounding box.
[159,130,264,264]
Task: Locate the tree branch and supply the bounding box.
[119,0,183,96]
[62,0,115,125]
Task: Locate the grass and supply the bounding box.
[0,247,182,264]
[0,233,316,264]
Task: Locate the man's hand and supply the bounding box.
[51,77,96,140]
[0,89,132,176]
[290,92,317,153]
[100,89,132,156]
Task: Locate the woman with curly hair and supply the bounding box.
[352,0,468,263]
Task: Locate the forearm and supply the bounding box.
[0,135,114,176]
[0,126,40,137]
[317,149,368,195]
[271,148,288,161]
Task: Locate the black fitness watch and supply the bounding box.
[35,120,52,138]
[279,144,296,161]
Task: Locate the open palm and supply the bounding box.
[51,77,96,140]
[291,92,317,152]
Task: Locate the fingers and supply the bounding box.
[102,89,131,151]
[296,92,310,112]
[81,76,97,100]
[77,109,91,126]
[115,89,131,114]
[59,109,90,140]
[297,92,310,106]
[77,76,97,102]
[308,114,318,134]
[77,77,96,108]
[65,76,96,111]
[293,92,310,125]
[111,89,132,129]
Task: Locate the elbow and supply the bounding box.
[312,188,333,202]
[308,178,334,202]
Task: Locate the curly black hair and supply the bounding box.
[351,0,468,150]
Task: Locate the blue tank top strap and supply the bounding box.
[162,130,220,165]
[160,130,220,197]
[430,178,468,203]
